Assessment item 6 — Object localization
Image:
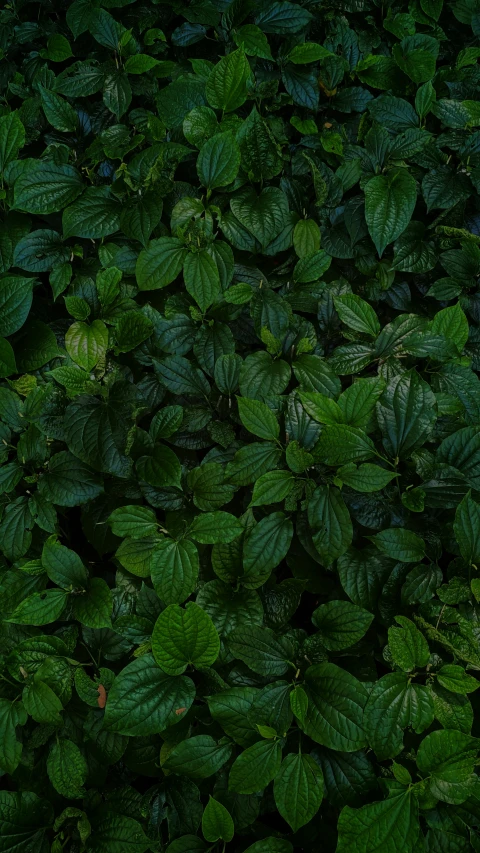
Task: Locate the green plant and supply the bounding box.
[1,0,480,850]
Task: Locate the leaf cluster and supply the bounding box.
[2,0,480,851]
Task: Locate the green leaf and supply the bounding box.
[104,654,195,735]
[364,168,417,257]
[150,406,184,440]
[301,663,368,752]
[431,302,469,353]
[120,192,163,247]
[312,601,373,650]
[136,444,181,488]
[376,370,437,459]
[184,106,218,147]
[454,491,480,566]
[0,275,34,337]
[39,85,77,132]
[436,664,479,694]
[152,602,220,675]
[437,426,480,488]
[290,686,308,726]
[0,112,25,172]
[155,355,210,397]
[369,95,419,130]
[188,463,236,511]
[287,42,332,63]
[0,791,53,853]
[393,34,439,83]
[314,748,376,808]
[308,485,352,565]
[0,700,27,775]
[206,48,250,112]
[38,451,104,507]
[0,496,33,560]
[230,186,289,249]
[415,80,436,118]
[0,338,16,378]
[47,739,87,798]
[108,505,158,539]
[84,815,151,853]
[337,463,398,492]
[136,238,188,291]
[237,396,279,440]
[15,318,59,371]
[293,249,331,283]
[293,219,321,258]
[103,71,132,119]
[274,753,323,831]
[227,625,293,676]
[42,535,88,589]
[197,132,241,190]
[299,391,343,425]
[334,294,380,337]
[14,162,83,214]
[114,312,153,353]
[370,528,425,562]
[202,797,234,843]
[164,735,233,780]
[416,729,479,804]
[422,166,471,211]
[188,511,243,544]
[62,187,121,239]
[150,539,199,604]
[115,537,159,578]
[64,393,134,478]
[388,616,430,672]
[233,25,273,59]
[46,32,73,61]
[125,53,161,74]
[250,470,294,506]
[255,2,313,33]
[244,842,292,853]
[208,687,259,747]
[228,738,282,794]
[242,512,293,586]
[73,577,112,629]
[314,425,377,465]
[337,791,422,853]
[7,589,67,626]
[364,672,434,759]
[183,250,220,312]
[237,107,283,182]
[22,678,63,724]
[65,319,108,371]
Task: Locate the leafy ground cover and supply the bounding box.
[2,0,480,851]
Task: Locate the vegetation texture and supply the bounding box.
[2,0,480,851]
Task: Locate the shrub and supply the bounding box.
[1,0,480,851]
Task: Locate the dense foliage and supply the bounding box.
[3,0,480,851]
